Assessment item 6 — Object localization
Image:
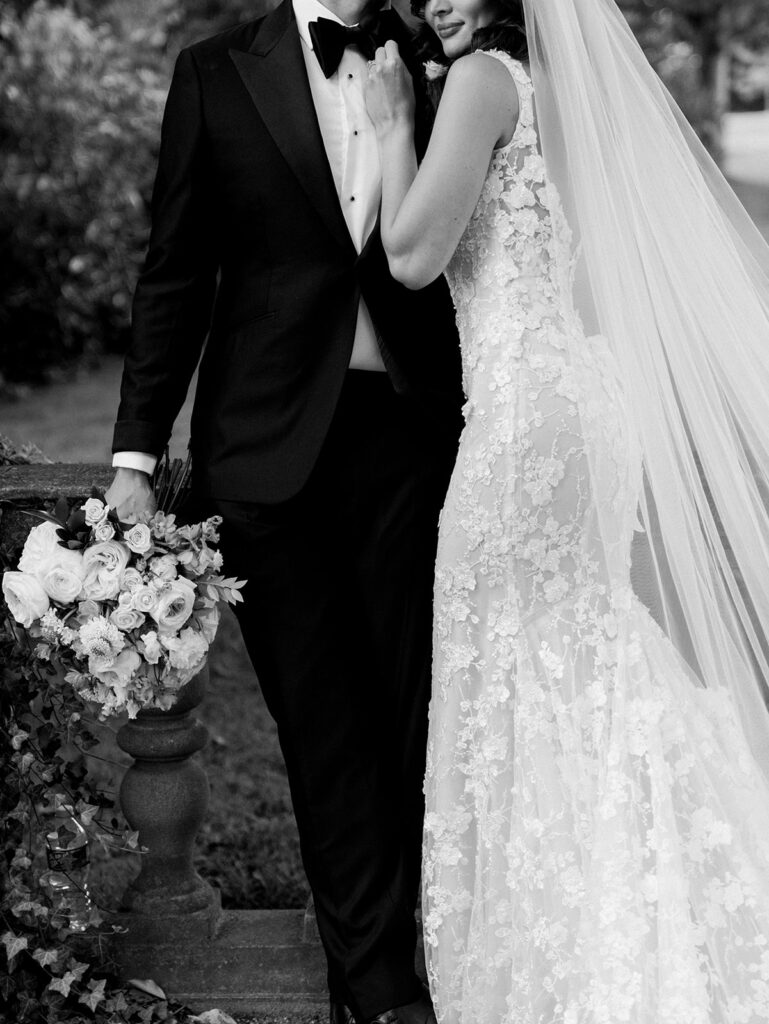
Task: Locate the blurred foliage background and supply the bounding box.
[1,0,768,389]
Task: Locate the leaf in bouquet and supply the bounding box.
[53,496,70,523]
[19,509,65,528]
[66,507,87,535]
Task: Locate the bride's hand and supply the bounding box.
[364,40,415,135]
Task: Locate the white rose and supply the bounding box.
[122,568,144,592]
[41,566,84,605]
[82,541,130,601]
[110,605,146,632]
[2,571,50,628]
[93,521,116,542]
[150,578,196,633]
[92,649,142,690]
[125,523,153,556]
[18,522,86,595]
[132,585,159,614]
[81,498,108,527]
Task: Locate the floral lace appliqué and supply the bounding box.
[425,49,769,1024]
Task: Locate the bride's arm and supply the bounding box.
[365,43,518,290]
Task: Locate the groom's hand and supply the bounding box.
[105,468,157,525]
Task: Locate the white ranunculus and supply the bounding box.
[81,498,108,527]
[41,566,84,604]
[125,523,153,556]
[92,649,142,690]
[2,571,50,628]
[82,541,130,601]
[150,578,196,634]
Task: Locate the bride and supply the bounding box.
[365,0,769,1021]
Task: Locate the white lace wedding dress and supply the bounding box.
[424,50,769,1024]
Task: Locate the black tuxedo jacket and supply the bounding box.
[112,0,463,504]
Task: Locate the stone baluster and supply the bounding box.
[116,667,221,943]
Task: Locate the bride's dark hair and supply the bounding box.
[410,0,528,111]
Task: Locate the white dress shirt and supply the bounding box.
[114,0,386,476]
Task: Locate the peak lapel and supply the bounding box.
[229,1,354,253]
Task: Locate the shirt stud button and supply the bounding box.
[347,73,353,80]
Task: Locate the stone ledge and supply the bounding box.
[0,462,112,503]
[0,463,113,557]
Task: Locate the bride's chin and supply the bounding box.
[442,39,470,59]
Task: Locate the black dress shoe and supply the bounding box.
[330,1001,357,1024]
[366,991,437,1024]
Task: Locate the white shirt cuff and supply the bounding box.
[112,451,157,476]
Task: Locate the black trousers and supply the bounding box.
[211,371,458,1021]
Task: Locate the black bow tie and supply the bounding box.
[309,9,399,79]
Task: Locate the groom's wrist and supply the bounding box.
[112,451,157,476]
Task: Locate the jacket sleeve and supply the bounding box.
[112,46,218,457]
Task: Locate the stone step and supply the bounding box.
[111,909,328,1016]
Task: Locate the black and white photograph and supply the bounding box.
[2,1,769,1023]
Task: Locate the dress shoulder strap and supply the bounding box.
[477,49,535,145]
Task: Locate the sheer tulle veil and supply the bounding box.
[520,0,769,779]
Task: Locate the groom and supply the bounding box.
[106,0,462,1022]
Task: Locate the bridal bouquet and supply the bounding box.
[2,493,245,719]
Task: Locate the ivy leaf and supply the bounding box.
[105,990,129,1012]
[1,931,28,965]
[12,898,47,919]
[76,802,99,826]
[67,958,90,981]
[47,970,77,997]
[78,977,107,1011]
[32,947,60,968]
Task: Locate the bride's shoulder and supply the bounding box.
[442,50,520,98]
[443,50,520,123]
[446,49,518,84]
